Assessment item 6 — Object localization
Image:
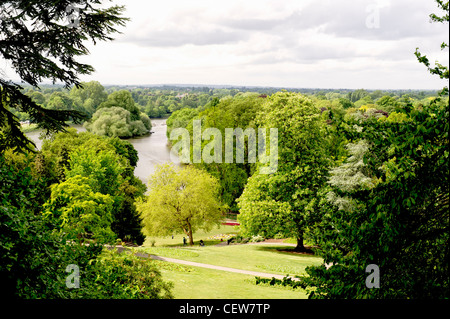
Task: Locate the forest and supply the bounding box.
[1,80,447,299]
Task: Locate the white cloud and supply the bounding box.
[73,0,449,89]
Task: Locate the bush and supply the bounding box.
[228,235,250,244]
[250,235,265,243]
[75,250,173,299]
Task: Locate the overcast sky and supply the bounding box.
[5,0,450,90]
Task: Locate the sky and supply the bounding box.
[4,0,450,90]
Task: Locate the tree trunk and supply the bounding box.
[294,237,312,253]
[295,237,306,251]
[187,224,194,246]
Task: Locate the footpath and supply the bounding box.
[111,244,300,281]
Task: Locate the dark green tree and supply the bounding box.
[0,0,128,153]
[303,1,449,298]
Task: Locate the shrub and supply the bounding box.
[250,235,265,243]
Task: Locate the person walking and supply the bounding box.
[183,237,187,246]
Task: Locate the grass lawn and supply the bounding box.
[143,225,240,247]
[139,226,322,299]
[154,261,309,299]
[140,243,323,277]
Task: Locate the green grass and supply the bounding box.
[140,226,322,299]
[140,243,322,277]
[143,225,239,247]
[157,262,309,299]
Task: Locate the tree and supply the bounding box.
[46,91,76,111]
[43,175,116,242]
[65,145,124,196]
[85,106,149,138]
[70,81,108,116]
[40,130,146,244]
[237,92,331,251]
[0,0,128,152]
[302,2,449,297]
[187,93,264,212]
[98,90,141,121]
[136,163,224,246]
[414,0,449,95]
[85,105,151,138]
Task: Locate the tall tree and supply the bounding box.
[0,0,128,152]
[70,80,108,116]
[237,92,331,251]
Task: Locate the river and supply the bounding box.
[26,118,179,186]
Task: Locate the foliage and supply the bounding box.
[65,145,124,195]
[166,107,200,138]
[414,0,449,96]
[167,93,265,212]
[70,81,108,117]
[1,147,170,299]
[305,98,448,298]
[136,163,224,245]
[238,91,332,251]
[83,90,152,137]
[0,0,128,152]
[254,276,307,290]
[84,106,150,138]
[40,130,146,244]
[43,175,116,242]
[99,90,141,120]
[300,1,449,299]
[70,249,173,299]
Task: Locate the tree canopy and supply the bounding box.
[84,90,151,137]
[136,163,224,246]
[237,91,332,251]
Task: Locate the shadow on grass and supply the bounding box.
[254,245,317,258]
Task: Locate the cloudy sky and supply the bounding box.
[6,0,450,90]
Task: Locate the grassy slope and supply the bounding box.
[159,264,309,299]
[141,244,323,277]
[140,225,322,299]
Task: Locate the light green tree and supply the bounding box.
[65,144,124,196]
[43,175,115,242]
[85,106,150,137]
[136,163,224,245]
